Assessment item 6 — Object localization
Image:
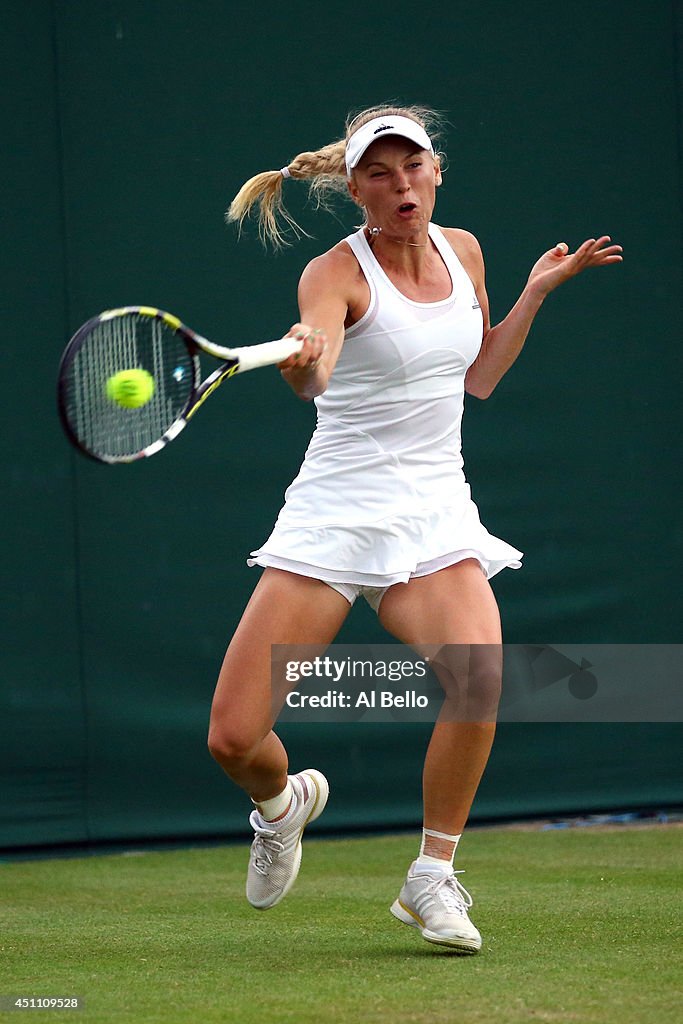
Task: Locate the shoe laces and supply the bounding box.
[250,820,284,876]
[427,870,473,914]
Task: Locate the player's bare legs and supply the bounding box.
[208,567,350,799]
[208,567,350,910]
[378,558,502,951]
[379,559,502,846]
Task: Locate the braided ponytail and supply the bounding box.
[226,139,346,249]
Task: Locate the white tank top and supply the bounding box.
[282,223,483,524]
[248,223,523,585]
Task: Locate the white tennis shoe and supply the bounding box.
[246,769,329,910]
[390,861,482,953]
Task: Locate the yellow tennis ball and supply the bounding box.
[106,369,155,409]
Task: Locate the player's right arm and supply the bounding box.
[279,244,359,401]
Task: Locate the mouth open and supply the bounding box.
[397,202,417,214]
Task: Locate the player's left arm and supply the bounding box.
[444,228,623,399]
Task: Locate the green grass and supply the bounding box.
[2,827,681,1023]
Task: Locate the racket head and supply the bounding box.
[57,306,203,463]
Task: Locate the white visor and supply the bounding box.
[345,115,434,176]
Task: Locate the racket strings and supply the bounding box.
[62,314,195,460]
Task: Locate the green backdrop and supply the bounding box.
[1,0,681,850]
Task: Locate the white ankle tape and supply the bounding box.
[423,828,461,842]
[419,828,462,861]
[252,779,293,822]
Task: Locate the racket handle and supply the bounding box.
[224,337,304,373]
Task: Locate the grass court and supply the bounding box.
[3,825,680,1023]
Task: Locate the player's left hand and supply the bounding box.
[527,236,623,296]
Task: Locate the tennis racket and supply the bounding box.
[57,305,303,464]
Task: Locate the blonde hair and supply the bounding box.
[226,104,445,249]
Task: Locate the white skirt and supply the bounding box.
[248,494,522,586]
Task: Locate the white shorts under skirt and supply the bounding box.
[249,546,520,614]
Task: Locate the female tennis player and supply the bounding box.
[208,105,622,952]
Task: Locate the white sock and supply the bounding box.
[252,779,293,822]
[416,828,462,870]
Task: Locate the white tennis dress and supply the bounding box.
[248,223,523,592]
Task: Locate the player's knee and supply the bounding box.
[467,659,502,718]
[207,721,259,768]
[430,643,502,720]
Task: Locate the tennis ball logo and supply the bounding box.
[106,369,155,409]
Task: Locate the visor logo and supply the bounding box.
[373,124,394,134]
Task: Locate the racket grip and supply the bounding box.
[231,337,304,373]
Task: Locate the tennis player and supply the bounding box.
[208,105,622,952]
